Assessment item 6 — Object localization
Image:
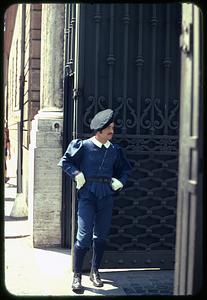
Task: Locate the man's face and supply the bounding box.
[99,122,114,141]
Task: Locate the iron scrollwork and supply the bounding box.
[83,95,179,139]
[140,98,165,133]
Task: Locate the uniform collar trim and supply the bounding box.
[90,136,111,148]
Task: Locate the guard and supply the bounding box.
[58,109,132,293]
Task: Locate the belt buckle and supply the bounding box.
[104,178,110,183]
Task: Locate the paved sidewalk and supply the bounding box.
[4,178,30,238]
[4,178,174,296]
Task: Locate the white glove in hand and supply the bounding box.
[75,172,86,189]
[111,177,123,191]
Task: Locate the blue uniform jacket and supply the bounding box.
[58,138,132,198]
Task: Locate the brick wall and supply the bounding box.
[24,4,41,148]
[7,5,22,169]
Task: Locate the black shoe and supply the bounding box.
[72,273,84,293]
[90,270,104,287]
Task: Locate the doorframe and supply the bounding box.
[173,3,203,295]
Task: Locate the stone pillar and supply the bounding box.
[40,4,64,111]
[29,4,65,247]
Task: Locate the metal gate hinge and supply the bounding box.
[180,22,193,55]
[73,89,81,100]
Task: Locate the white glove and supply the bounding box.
[111,177,123,191]
[75,172,86,189]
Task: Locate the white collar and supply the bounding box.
[90,136,111,148]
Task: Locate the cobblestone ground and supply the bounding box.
[110,270,174,295]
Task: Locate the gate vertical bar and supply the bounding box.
[163,4,171,135]
[61,3,73,247]
[107,4,115,109]
[150,5,157,106]
[94,4,101,112]
[71,3,86,270]
[136,4,143,135]
[122,4,130,134]
[70,3,80,269]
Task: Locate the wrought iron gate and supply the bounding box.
[63,3,181,269]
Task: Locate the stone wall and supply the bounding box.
[30,113,63,246]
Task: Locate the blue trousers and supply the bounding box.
[74,192,113,273]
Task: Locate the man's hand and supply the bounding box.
[111,177,123,191]
[75,172,86,189]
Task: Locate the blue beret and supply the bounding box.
[90,109,114,131]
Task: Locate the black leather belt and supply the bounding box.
[86,177,111,183]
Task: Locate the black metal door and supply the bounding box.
[65,3,181,269]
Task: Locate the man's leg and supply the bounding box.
[72,196,95,292]
[90,196,113,287]
[73,243,89,274]
[91,239,106,272]
[72,243,88,293]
